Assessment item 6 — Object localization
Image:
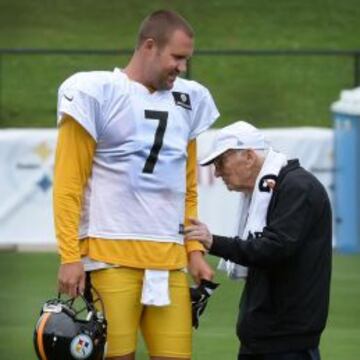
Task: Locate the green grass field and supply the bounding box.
[0,251,359,359]
[1,0,360,128]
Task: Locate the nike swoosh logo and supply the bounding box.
[64,94,73,101]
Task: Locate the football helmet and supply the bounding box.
[33,288,107,360]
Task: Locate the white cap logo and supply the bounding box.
[70,334,94,359]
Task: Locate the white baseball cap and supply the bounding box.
[200,121,268,166]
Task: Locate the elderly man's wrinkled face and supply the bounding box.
[213,149,255,192]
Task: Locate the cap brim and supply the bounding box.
[200,145,269,166]
[199,147,230,166]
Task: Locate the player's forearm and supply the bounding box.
[53,115,96,263]
[53,187,83,263]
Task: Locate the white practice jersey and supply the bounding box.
[57,68,219,244]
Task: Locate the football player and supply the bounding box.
[54,9,219,360]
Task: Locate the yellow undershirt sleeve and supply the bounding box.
[53,115,96,264]
[184,139,205,254]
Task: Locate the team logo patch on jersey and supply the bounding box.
[172,92,192,110]
[70,334,94,359]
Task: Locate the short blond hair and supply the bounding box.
[136,10,194,49]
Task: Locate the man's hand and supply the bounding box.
[185,218,213,250]
[57,261,85,298]
[187,250,214,284]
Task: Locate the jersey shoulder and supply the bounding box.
[58,68,126,101]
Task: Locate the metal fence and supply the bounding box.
[1,48,360,83]
[1,48,360,127]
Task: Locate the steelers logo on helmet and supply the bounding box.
[70,334,94,359]
[33,288,107,360]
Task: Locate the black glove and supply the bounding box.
[190,279,219,329]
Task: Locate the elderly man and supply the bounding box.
[185,121,332,360]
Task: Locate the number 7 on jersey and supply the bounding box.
[142,110,168,174]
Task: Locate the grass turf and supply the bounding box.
[1,0,360,128]
[0,252,359,359]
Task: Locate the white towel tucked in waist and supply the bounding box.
[141,269,170,306]
[82,258,170,306]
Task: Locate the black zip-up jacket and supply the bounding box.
[209,160,332,354]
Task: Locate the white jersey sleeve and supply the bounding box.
[189,85,219,140]
[57,72,105,141]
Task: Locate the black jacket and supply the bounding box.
[210,160,332,354]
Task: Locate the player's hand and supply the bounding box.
[185,218,213,250]
[57,261,85,298]
[187,250,214,284]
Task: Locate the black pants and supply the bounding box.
[238,348,321,360]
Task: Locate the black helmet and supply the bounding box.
[33,289,107,360]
